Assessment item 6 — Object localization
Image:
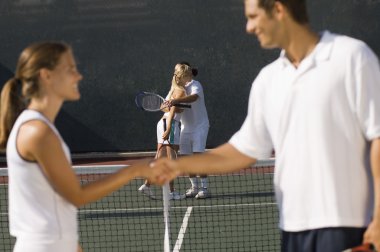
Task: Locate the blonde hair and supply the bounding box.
[174,63,193,79]
[0,41,70,149]
[167,63,191,99]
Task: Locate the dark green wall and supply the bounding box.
[0,0,379,152]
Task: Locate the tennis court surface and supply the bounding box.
[0,159,280,251]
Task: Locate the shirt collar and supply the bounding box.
[185,79,194,88]
[278,30,334,68]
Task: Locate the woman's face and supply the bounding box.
[48,50,83,101]
[174,73,191,87]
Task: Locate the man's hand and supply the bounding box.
[149,158,180,184]
[363,219,380,251]
[163,99,176,108]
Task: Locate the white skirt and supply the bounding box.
[156,118,181,145]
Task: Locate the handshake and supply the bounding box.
[133,157,181,186]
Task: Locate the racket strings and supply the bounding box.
[141,95,163,110]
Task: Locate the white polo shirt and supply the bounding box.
[229,31,380,232]
[181,79,209,133]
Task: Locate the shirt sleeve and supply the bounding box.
[190,81,201,95]
[229,75,273,159]
[353,43,380,140]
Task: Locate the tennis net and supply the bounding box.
[0,159,279,251]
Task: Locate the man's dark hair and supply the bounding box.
[258,0,309,24]
[179,61,198,77]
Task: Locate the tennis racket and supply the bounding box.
[135,91,191,112]
[342,243,376,252]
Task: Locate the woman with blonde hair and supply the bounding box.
[138,63,188,200]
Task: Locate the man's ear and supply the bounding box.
[273,1,286,20]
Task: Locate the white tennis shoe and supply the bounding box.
[185,187,199,198]
[138,184,156,199]
[195,188,209,199]
[169,191,186,200]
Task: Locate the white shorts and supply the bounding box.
[180,126,209,155]
[157,118,181,145]
[13,237,77,252]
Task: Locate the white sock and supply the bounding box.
[200,178,208,189]
[189,177,198,188]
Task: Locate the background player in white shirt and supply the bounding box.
[154,0,380,251]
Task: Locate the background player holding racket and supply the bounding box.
[0,41,175,252]
[153,0,380,251]
[165,62,210,199]
[138,64,188,200]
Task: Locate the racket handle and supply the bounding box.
[163,118,167,131]
[162,118,171,145]
[175,104,191,108]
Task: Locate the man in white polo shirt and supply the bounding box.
[153,0,380,251]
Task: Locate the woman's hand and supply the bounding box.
[149,158,181,184]
[139,158,179,185]
[162,129,170,140]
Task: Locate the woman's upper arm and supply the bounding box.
[18,121,82,205]
[173,89,186,99]
[173,89,186,113]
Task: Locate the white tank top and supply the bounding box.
[7,110,78,241]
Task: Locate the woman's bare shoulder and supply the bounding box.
[172,88,186,98]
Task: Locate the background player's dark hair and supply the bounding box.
[179,61,198,77]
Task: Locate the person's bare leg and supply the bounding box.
[138,143,166,198]
[167,145,185,200]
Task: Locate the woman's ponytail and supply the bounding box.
[0,77,26,149]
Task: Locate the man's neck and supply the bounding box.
[283,25,320,68]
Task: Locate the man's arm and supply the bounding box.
[153,143,256,175]
[363,138,380,250]
[171,94,199,105]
